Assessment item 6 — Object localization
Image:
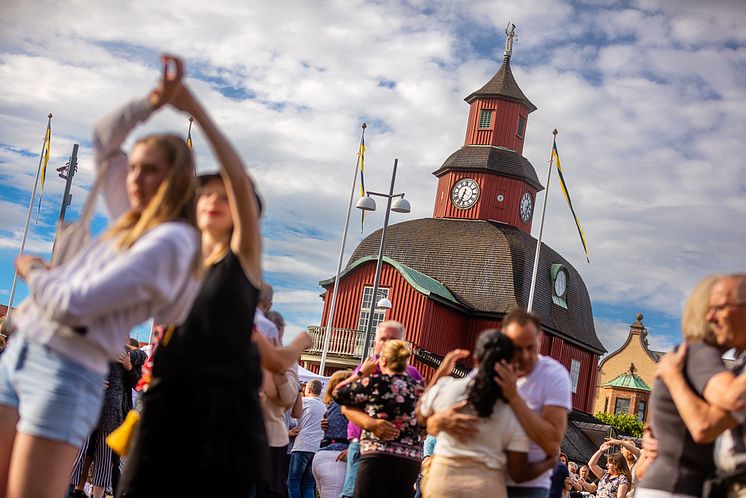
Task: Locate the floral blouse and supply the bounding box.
[333,373,424,461]
[596,472,629,498]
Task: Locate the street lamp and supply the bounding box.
[358,158,410,359]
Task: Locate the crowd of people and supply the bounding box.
[0,53,743,498]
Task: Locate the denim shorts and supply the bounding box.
[0,335,106,447]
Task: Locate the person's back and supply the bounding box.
[288,380,326,498]
[420,376,528,468]
[639,342,726,497]
[295,395,326,452]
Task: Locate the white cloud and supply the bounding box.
[1,0,744,338]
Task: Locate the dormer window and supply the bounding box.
[551,263,568,309]
[478,109,493,129]
[516,115,526,138]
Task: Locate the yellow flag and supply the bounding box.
[36,124,51,220]
[552,140,589,263]
[358,135,366,232]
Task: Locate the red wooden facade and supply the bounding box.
[432,170,537,233]
[464,98,528,154]
[317,260,600,412]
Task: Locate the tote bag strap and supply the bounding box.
[78,163,109,228]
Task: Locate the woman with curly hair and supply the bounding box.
[417,329,556,498]
[333,340,423,498]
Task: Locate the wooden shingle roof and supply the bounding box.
[464,56,537,113]
[432,145,543,191]
[348,218,605,354]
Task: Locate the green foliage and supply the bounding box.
[594,412,644,437]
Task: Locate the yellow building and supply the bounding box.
[593,314,661,423]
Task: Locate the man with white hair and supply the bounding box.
[337,320,423,498]
[656,274,746,498]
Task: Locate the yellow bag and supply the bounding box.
[106,409,140,456]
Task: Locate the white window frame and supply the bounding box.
[357,286,390,332]
[570,359,581,394]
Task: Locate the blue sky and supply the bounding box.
[1,0,745,356]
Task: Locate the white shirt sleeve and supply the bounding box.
[27,223,197,326]
[92,97,154,220]
[418,377,452,418]
[543,359,573,411]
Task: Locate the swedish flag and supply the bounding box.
[36,122,51,221]
[552,140,589,263]
[358,134,366,232]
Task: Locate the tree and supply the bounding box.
[595,412,644,437]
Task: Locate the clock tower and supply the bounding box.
[432,24,543,234]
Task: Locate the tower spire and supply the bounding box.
[504,22,516,59]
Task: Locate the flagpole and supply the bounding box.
[527,129,557,312]
[6,114,53,323]
[319,123,367,375]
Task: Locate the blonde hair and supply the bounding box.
[104,135,200,273]
[682,274,721,344]
[324,370,353,404]
[381,339,411,373]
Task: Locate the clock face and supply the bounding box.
[519,192,533,223]
[554,269,567,297]
[450,178,480,209]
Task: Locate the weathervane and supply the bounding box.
[505,22,516,58]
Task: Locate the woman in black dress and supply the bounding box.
[118,56,311,497]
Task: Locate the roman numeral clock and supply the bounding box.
[450,178,480,209]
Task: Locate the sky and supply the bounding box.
[1,0,744,354]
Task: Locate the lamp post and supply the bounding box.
[356,158,411,359]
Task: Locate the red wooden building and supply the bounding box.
[302,34,605,413]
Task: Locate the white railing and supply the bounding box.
[306,326,374,359]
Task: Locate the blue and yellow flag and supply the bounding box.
[552,139,590,263]
[186,117,193,150]
[358,133,366,233]
[36,122,51,221]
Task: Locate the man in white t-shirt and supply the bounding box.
[287,379,326,498]
[494,310,572,498]
[429,310,570,498]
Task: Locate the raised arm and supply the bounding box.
[427,349,469,387]
[606,438,641,457]
[92,97,152,220]
[588,443,609,480]
[253,331,311,374]
[91,57,184,220]
[162,56,262,287]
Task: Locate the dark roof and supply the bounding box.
[433,145,543,191]
[347,218,605,353]
[465,56,537,113]
[321,256,459,306]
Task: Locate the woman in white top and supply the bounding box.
[418,329,556,498]
[0,55,201,498]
